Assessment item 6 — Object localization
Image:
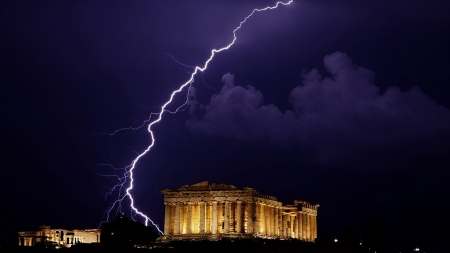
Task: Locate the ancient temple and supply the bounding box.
[18,225,100,248]
[160,181,319,242]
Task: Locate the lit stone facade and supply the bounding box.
[18,225,100,248]
[160,181,319,242]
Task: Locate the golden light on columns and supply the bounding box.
[160,181,319,242]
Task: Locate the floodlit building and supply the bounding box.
[159,181,319,242]
[18,225,100,248]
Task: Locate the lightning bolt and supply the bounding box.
[100,0,293,234]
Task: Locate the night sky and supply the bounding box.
[1,0,449,252]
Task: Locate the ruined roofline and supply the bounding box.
[293,200,320,209]
[20,225,101,233]
[161,181,278,201]
[161,181,243,191]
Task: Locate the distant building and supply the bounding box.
[18,225,100,248]
[159,181,319,242]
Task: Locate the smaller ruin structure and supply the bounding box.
[18,225,100,248]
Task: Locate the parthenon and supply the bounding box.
[160,181,319,242]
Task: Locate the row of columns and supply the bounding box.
[164,201,285,237]
[281,211,317,241]
[255,202,280,236]
[164,201,317,241]
[164,200,251,235]
[18,237,34,246]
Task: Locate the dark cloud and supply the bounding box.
[187,52,450,162]
[187,72,295,145]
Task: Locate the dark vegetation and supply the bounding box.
[100,215,159,247]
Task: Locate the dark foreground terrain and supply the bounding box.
[0,239,372,253]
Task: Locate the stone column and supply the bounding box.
[286,214,291,238]
[182,203,187,234]
[199,201,205,234]
[297,211,302,240]
[278,208,282,237]
[294,215,299,239]
[164,202,170,234]
[247,201,254,233]
[287,215,292,238]
[174,202,180,234]
[286,214,290,238]
[236,201,242,233]
[212,201,218,235]
[192,203,196,234]
[187,202,192,234]
[304,213,308,241]
[224,201,230,233]
[292,215,296,238]
[302,212,307,240]
[264,204,269,235]
[270,206,274,236]
[205,202,209,233]
[267,205,271,236]
[278,207,282,237]
[288,214,292,237]
[313,214,317,240]
[261,203,266,234]
[306,213,311,241]
[265,203,269,235]
[255,202,260,234]
[268,205,272,236]
[231,201,236,233]
[274,207,279,236]
[273,206,277,236]
[313,214,317,241]
[269,205,274,236]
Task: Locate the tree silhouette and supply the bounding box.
[361,219,387,252]
[100,215,158,247]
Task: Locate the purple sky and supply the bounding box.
[1,0,449,252]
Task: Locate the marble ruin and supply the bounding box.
[160,181,319,242]
[18,225,100,248]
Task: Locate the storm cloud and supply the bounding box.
[187,52,450,161]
